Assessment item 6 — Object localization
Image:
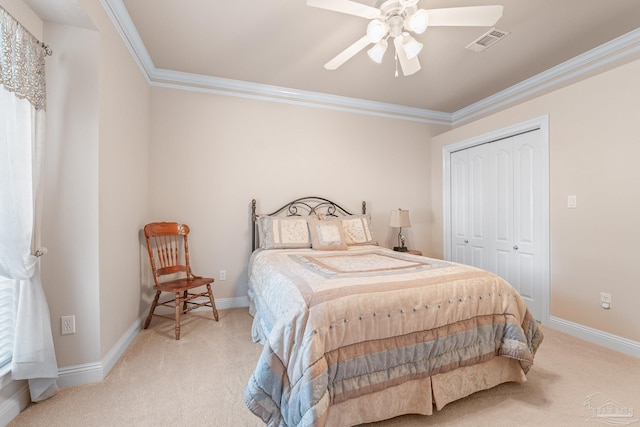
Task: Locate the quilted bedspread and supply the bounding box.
[244,246,543,427]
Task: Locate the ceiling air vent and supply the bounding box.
[465,28,510,52]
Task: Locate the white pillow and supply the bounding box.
[257,216,311,249]
[341,214,377,246]
[308,218,348,250]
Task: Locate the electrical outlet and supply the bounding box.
[61,315,75,335]
[600,292,611,309]
[220,270,226,281]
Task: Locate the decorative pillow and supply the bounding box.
[257,216,311,249]
[341,214,377,246]
[308,218,348,251]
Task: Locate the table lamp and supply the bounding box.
[389,208,411,252]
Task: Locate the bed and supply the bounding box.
[244,197,543,427]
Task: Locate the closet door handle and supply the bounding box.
[513,245,519,251]
[464,240,469,244]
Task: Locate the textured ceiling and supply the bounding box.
[23,0,640,115]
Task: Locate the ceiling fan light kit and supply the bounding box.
[367,39,388,63]
[366,19,389,43]
[405,8,428,34]
[402,34,423,59]
[306,0,504,76]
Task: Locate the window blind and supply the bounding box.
[0,281,16,374]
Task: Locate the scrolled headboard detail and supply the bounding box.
[251,196,367,251]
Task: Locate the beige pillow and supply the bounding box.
[341,214,377,246]
[308,218,348,250]
[257,216,311,249]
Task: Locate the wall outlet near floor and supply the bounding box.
[600,292,611,309]
[61,315,76,334]
[220,270,226,281]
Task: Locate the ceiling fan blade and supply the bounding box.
[426,5,503,27]
[393,36,421,76]
[324,36,371,70]
[306,0,381,19]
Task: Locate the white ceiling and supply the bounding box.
[23,0,640,122]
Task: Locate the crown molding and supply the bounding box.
[100,0,153,83]
[150,68,451,124]
[102,0,640,127]
[100,0,450,124]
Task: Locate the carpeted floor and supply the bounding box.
[9,308,640,426]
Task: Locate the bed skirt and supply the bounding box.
[324,356,526,426]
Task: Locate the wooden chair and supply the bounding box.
[143,222,218,339]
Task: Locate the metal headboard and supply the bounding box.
[251,196,367,251]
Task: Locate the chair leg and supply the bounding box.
[183,290,188,313]
[175,292,181,340]
[207,284,219,321]
[144,290,161,329]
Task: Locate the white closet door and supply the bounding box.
[451,144,489,269]
[468,144,490,269]
[445,117,548,322]
[488,130,542,312]
[488,137,514,279]
[451,128,543,318]
[450,150,469,264]
[511,130,542,308]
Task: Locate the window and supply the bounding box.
[0,280,16,376]
[0,7,58,401]
[0,81,19,375]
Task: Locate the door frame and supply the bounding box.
[442,115,550,323]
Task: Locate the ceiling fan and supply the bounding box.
[306,0,504,76]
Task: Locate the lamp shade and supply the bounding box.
[367,19,389,44]
[405,9,429,34]
[367,39,388,63]
[402,35,423,59]
[389,209,411,228]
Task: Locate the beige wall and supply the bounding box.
[78,0,151,359]
[431,58,640,343]
[148,87,433,300]
[7,0,151,371]
[41,21,101,367]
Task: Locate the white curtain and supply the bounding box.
[0,7,58,402]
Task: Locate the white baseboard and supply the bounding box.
[101,315,143,379]
[56,296,248,389]
[1,296,250,425]
[56,362,103,389]
[547,316,640,358]
[210,296,249,310]
[0,380,30,427]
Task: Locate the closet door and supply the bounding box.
[488,138,514,278]
[510,130,542,308]
[488,130,542,311]
[450,128,543,318]
[450,144,489,269]
[450,149,469,263]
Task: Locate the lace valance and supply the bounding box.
[0,7,48,110]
